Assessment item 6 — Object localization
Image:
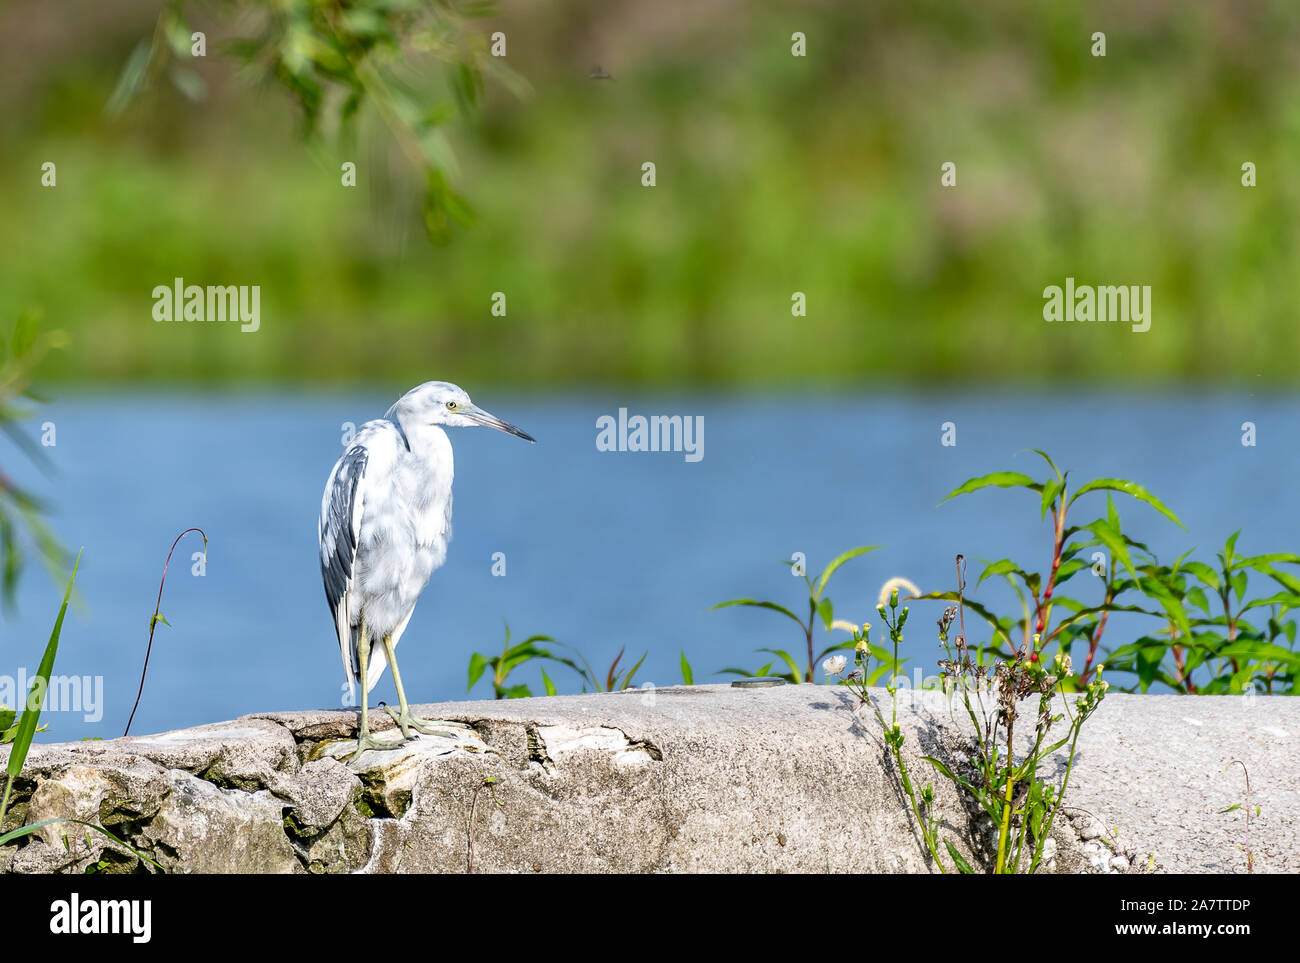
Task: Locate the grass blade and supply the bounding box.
[814,545,881,599]
[6,550,80,780]
[0,817,163,870]
[707,598,806,631]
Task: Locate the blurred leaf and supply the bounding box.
[105,39,152,117]
[466,652,488,692]
[169,66,207,102]
[757,648,802,682]
[11,312,38,358]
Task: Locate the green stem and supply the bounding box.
[893,745,948,874]
[0,775,12,834]
[806,598,816,683]
[994,720,1015,874]
[1030,716,1085,873]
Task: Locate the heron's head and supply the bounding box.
[389,381,535,442]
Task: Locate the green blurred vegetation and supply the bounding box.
[2,0,1299,389]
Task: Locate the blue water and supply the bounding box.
[0,390,1294,739]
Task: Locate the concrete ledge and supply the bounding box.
[1,685,1294,873]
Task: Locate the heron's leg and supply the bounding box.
[347,618,402,762]
[380,634,471,739]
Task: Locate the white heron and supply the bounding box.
[318,381,534,761]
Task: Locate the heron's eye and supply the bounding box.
[446,401,457,410]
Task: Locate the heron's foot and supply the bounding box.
[383,705,471,740]
[345,731,404,764]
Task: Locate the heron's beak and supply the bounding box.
[464,405,536,443]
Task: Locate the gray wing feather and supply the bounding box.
[319,445,368,688]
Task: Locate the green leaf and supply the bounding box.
[1242,591,1300,614]
[1053,558,1088,583]
[618,651,649,691]
[1185,587,1212,614]
[940,471,1038,504]
[1217,639,1300,668]
[814,545,881,599]
[977,559,1028,588]
[12,312,38,358]
[466,652,488,692]
[944,837,976,874]
[1068,479,1184,529]
[815,639,857,665]
[1182,561,1221,590]
[1224,531,1241,567]
[1039,477,1064,520]
[758,648,804,682]
[1026,448,1063,480]
[1136,644,1165,691]
[679,650,694,686]
[540,666,557,697]
[0,817,162,869]
[708,598,806,631]
[1231,570,1248,605]
[1239,552,1300,570]
[1260,565,1300,596]
[816,596,834,631]
[1086,520,1138,583]
[7,551,80,780]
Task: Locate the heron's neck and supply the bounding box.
[395,418,453,464]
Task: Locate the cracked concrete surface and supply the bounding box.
[0,685,1293,873]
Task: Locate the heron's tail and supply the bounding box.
[364,640,390,693]
[344,622,392,696]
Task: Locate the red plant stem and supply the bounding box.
[1031,502,1067,655]
[124,528,207,737]
[1077,590,1113,685]
[1172,643,1196,693]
